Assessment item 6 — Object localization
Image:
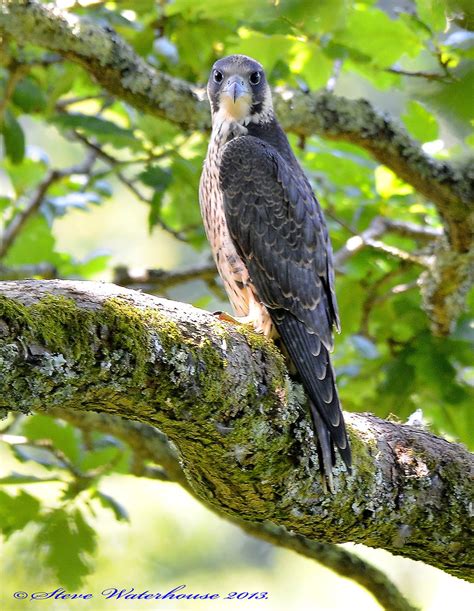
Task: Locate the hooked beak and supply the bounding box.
[223,75,248,103]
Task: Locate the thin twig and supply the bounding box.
[67,129,190,241]
[334,216,440,268]
[365,239,431,266]
[0,433,84,478]
[113,262,217,291]
[386,66,453,82]
[55,93,109,110]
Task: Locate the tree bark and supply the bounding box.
[0,280,472,581]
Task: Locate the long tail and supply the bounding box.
[273,312,351,485]
[309,401,336,491]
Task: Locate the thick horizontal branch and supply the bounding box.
[0,280,472,581]
[0,0,472,255]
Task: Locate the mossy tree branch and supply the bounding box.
[0,280,472,582]
[1,0,472,335]
[49,410,417,611]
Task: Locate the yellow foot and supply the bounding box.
[213,311,275,337]
[213,311,256,328]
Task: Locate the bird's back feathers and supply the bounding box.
[220,134,351,475]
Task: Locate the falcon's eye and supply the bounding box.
[249,71,261,85]
[213,70,223,83]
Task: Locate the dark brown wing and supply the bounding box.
[220,135,351,473]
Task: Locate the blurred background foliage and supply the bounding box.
[0,0,473,609]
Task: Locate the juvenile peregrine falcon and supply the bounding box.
[199,54,351,486]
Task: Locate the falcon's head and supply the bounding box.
[207,54,273,126]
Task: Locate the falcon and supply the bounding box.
[199,54,351,487]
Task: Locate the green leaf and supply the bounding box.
[296,45,334,90]
[335,6,422,66]
[93,490,129,522]
[149,190,165,230]
[465,131,474,147]
[379,348,417,403]
[12,77,48,113]
[2,109,25,164]
[50,113,140,151]
[0,473,60,485]
[35,507,96,589]
[415,0,447,31]
[165,0,269,20]
[72,254,111,279]
[229,30,294,75]
[136,116,179,146]
[402,100,439,142]
[21,415,82,464]
[2,215,57,266]
[3,157,47,195]
[80,446,121,472]
[138,165,173,190]
[0,490,41,538]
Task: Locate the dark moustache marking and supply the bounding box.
[251,102,263,115]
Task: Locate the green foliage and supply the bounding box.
[402,100,439,142]
[0,413,131,587]
[1,109,25,164]
[0,490,41,538]
[0,0,473,588]
[35,507,97,590]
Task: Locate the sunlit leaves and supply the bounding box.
[22,416,80,462]
[2,216,57,266]
[35,507,97,589]
[402,101,439,142]
[229,30,296,75]
[415,0,447,32]
[0,491,41,539]
[159,156,202,231]
[50,113,141,151]
[3,156,47,195]
[165,0,269,21]
[334,6,422,66]
[138,165,173,190]
[375,167,414,199]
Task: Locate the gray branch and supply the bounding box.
[0,280,472,582]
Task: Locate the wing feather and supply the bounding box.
[220,135,351,471]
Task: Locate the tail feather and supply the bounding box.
[273,311,352,483]
[310,401,335,492]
